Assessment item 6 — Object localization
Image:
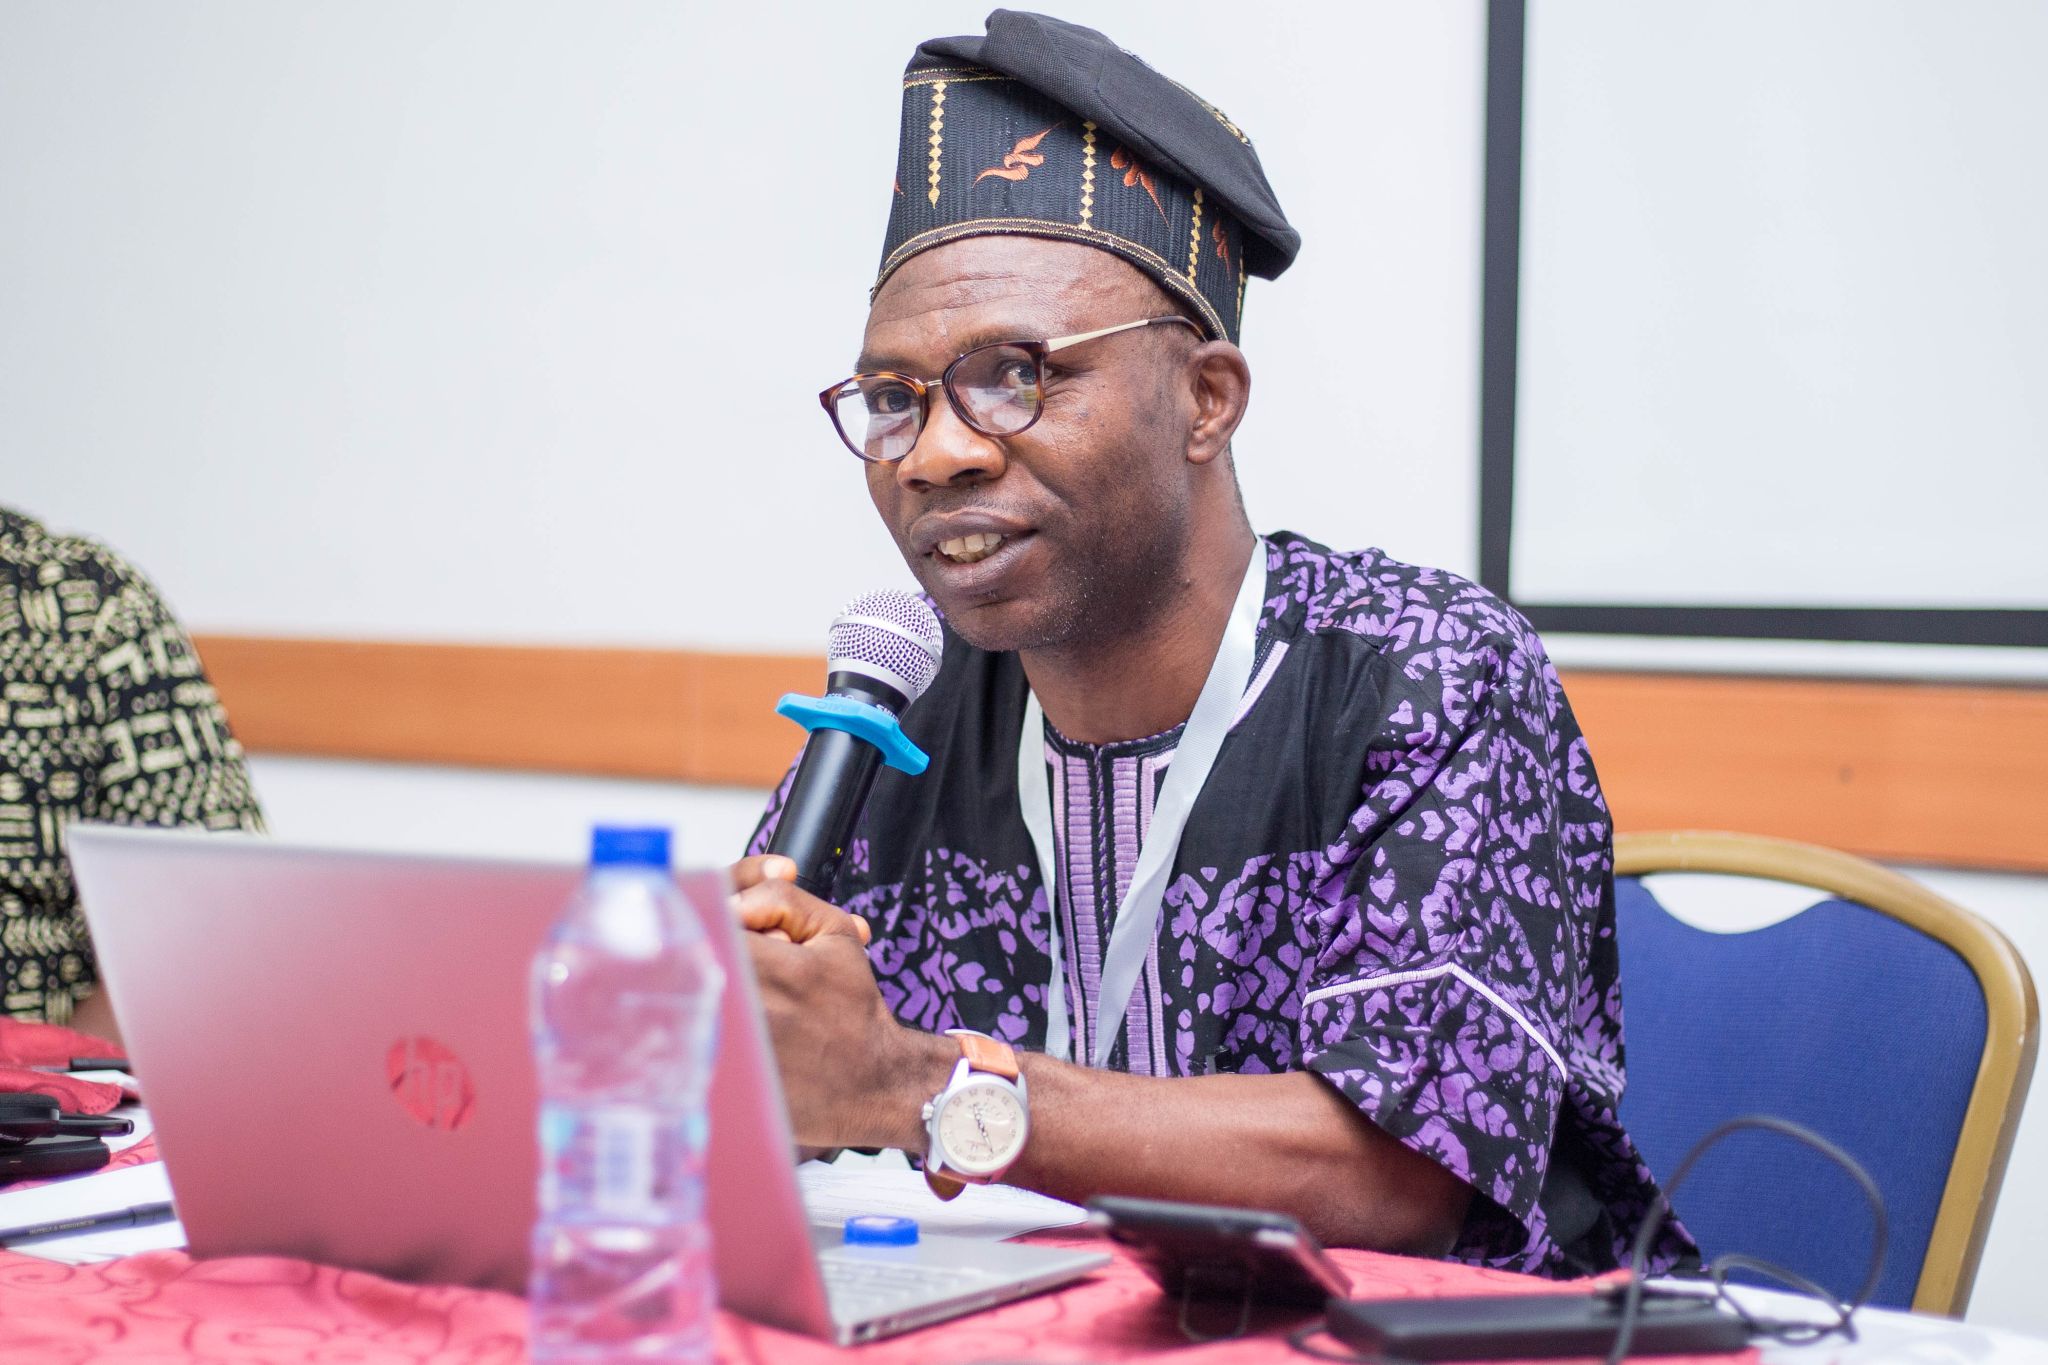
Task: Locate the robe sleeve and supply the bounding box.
[743,761,799,858]
[1297,621,1606,1254]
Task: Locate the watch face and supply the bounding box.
[934,1077,1027,1177]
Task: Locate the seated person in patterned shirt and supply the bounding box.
[732,12,1691,1274]
[0,505,264,1038]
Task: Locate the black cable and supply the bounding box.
[1604,1114,1886,1364]
[1281,1113,1887,1364]
[1703,1255,1853,1345]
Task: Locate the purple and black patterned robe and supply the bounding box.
[750,532,1692,1275]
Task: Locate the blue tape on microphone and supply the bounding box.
[776,694,931,775]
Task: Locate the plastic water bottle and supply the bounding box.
[529,826,724,1363]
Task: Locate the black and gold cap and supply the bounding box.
[876,9,1299,345]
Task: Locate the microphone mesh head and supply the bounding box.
[827,590,944,704]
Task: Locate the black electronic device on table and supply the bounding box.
[0,1135,111,1180]
[1325,1289,1751,1359]
[0,1092,125,1180]
[0,1093,135,1143]
[1085,1195,1351,1308]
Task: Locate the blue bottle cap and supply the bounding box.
[842,1214,919,1247]
[589,825,672,869]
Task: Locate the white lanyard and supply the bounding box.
[1016,538,1266,1068]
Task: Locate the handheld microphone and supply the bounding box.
[768,590,944,897]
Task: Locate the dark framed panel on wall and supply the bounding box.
[1479,0,2048,650]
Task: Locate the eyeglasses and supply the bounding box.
[818,315,1201,464]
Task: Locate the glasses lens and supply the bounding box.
[948,344,1042,435]
[832,378,922,462]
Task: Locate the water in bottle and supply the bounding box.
[529,826,723,1363]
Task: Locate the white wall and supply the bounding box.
[0,0,1483,650]
[249,755,769,866]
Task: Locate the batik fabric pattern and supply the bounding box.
[750,532,1693,1275]
[0,507,264,1022]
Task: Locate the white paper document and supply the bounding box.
[797,1160,1087,1240]
[69,1069,143,1102]
[0,1161,187,1264]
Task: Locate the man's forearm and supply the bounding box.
[740,920,1468,1256]
[859,1030,1469,1255]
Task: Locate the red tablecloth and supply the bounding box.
[0,1164,1759,1365]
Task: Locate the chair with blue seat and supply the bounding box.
[1613,830,2038,1316]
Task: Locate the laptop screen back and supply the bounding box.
[67,826,835,1335]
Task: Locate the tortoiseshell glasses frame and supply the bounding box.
[817,315,1202,464]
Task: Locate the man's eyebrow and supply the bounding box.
[853,323,1053,375]
[852,347,906,374]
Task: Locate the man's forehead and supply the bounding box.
[861,238,1155,361]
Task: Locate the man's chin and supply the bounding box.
[905,539,1084,654]
[929,594,1033,654]
[919,588,1066,656]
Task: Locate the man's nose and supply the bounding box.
[892,393,1007,492]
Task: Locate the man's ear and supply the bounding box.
[1185,341,1251,467]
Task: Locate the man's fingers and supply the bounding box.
[806,912,873,946]
[733,877,872,945]
[814,910,870,944]
[733,878,810,931]
[785,905,870,945]
[730,854,799,892]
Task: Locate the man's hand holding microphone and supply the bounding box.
[726,590,954,1154]
[731,853,870,945]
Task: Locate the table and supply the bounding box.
[0,1232,1745,1365]
[0,1145,2039,1363]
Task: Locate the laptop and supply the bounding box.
[66,825,1106,1345]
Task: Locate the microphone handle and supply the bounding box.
[766,725,886,898]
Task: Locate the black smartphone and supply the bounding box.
[1085,1195,1350,1308]
[0,1135,111,1180]
[1327,1291,1751,1359]
[0,1093,134,1144]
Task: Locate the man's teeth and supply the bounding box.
[937,532,1008,564]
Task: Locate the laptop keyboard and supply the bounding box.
[820,1255,994,1317]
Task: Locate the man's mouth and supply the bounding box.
[935,532,1009,565]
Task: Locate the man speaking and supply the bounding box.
[735,10,1690,1276]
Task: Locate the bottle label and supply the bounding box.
[591,1109,660,1217]
[539,1105,680,1218]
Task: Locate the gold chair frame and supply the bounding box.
[1614,830,2039,1317]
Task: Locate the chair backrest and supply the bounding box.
[1613,831,2037,1316]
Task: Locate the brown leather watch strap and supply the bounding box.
[954,1031,1020,1079]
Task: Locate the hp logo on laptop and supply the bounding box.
[386,1036,476,1132]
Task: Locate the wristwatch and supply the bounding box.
[921,1029,1030,1199]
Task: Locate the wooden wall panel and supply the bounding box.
[193,635,2048,872]
[1563,672,2048,873]
[192,636,816,787]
